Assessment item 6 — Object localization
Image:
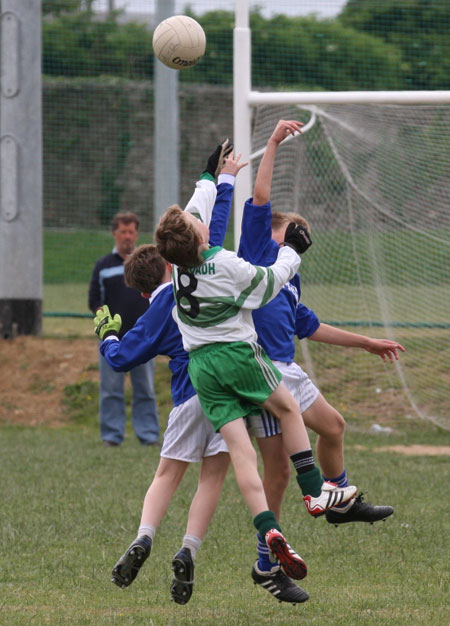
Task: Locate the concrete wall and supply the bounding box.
[43,80,233,230]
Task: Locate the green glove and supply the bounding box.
[93,305,122,340]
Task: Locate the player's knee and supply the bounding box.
[327,409,346,439]
[154,460,186,483]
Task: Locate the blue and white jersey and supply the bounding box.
[238,199,320,362]
[101,282,194,406]
[100,180,235,406]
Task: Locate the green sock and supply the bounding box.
[253,510,281,538]
[296,466,323,497]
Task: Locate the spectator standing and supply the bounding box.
[88,212,159,447]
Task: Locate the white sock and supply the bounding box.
[182,534,203,561]
[138,524,156,541]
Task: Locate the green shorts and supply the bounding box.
[188,341,282,432]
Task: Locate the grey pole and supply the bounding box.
[0,0,42,337]
[153,0,179,228]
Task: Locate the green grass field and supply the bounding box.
[1,417,449,625]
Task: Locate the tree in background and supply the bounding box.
[340,0,450,89]
[43,0,82,15]
[43,3,154,78]
[42,4,449,91]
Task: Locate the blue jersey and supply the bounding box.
[100,181,234,406]
[238,199,320,362]
[100,283,194,406]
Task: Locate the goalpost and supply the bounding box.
[233,0,450,240]
[233,0,450,430]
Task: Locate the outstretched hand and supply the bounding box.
[204,138,234,179]
[270,120,304,146]
[220,151,248,177]
[364,338,406,362]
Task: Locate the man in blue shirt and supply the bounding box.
[88,212,159,446]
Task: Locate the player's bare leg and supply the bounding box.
[171,453,230,605]
[256,434,290,520]
[112,458,189,588]
[262,382,311,453]
[219,418,307,580]
[303,394,394,525]
[262,382,356,516]
[219,418,273,516]
[302,394,345,479]
[252,434,308,603]
[140,458,189,527]
[185,452,230,538]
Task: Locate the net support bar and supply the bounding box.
[248,90,450,106]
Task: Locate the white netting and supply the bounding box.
[251,103,450,430]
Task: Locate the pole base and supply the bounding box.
[0,299,42,338]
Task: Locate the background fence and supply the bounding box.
[10,0,450,426]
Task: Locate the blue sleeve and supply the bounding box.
[208,182,234,247]
[295,303,320,340]
[237,199,279,264]
[100,306,165,371]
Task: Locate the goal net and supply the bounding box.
[250,103,450,430]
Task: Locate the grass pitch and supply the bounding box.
[1,418,449,625]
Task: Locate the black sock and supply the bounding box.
[290,449,315,475]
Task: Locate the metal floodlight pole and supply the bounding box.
[0,0,42,337]
[153,0,179,229]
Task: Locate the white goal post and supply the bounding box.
[233,0,450,249]
[232,0,450,431]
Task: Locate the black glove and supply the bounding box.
[283,222,312,254]
[203,138,234,179]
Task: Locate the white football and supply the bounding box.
[152,15,206,70]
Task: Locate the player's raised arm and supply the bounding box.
[252,120,303,206]
[182,138,234,227]
[209,152,248,248]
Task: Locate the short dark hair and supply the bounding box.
[111,212,140,232]
[124,244,167,294]
[155,205,203,267]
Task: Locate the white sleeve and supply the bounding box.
[184,178,217,227]
[232,245,301,309]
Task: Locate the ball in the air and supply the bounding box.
[152,15,206,70]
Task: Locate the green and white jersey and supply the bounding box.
[172,245,301,352]
[184,175,217,224]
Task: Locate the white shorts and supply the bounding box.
[246,360,320,439]
[161,394,229,462]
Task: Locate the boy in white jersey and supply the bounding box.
[155,131,357,582]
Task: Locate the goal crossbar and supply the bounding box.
[248,90,450,106]
[233,1,450,249]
